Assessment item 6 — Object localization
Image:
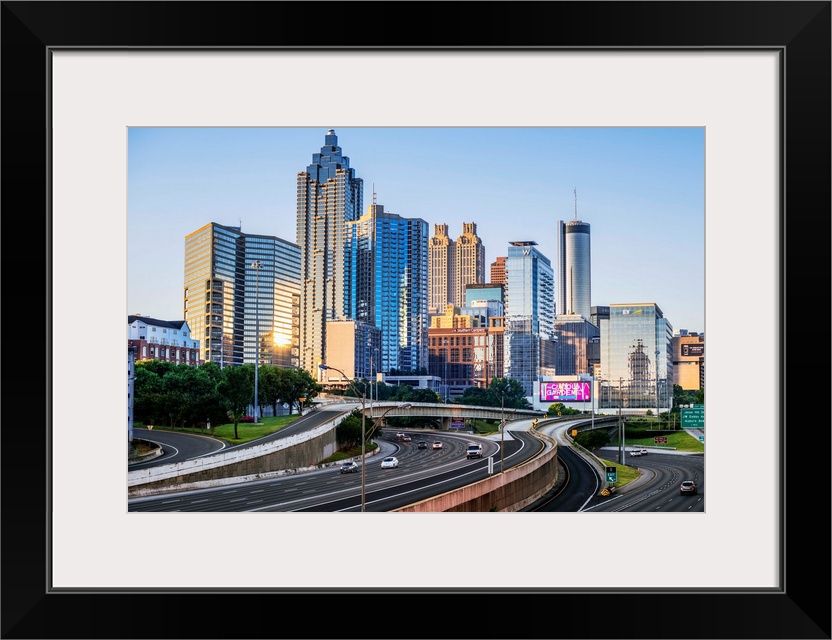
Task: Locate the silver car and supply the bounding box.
[380,456,399,469]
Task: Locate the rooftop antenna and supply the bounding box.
[573,187,578,220]
[373,183,377,206]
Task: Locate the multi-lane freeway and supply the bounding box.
[129,414,704,513]
[128,429,540,512]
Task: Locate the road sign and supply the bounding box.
[681,405,705,428]
[654,436,668,444]
[699,435,705,442]
[605,466,617,483]
[450,418,465,429]
[571,429,578,436]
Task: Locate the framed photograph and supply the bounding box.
[3,2,829,638]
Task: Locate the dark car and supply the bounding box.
[339,461,359,474]
[417,440,428,449]
[680,480,698,495]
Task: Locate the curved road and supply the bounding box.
[128,429,539,512]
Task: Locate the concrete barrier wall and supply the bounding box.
[393,438,559,513]
[128,415,573,510]
[127,415,344,496]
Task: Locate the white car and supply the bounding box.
[380,456,399,469]
[431,441,443,450]
[629,450,643,457]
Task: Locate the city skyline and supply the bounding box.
[128,127,705,333]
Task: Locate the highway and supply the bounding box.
[129,412,703,513]
[128,429,541,512]
[129,409,344,469]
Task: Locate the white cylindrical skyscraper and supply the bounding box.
[556,216,591,319]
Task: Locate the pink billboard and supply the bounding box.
[539,381,591,402]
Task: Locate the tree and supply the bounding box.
[258,365,281,417]
[457,386,496,407]
[188,363,226,431]
[402,387,441,404]
[281,367,321,414]
[546,402,580,417]
[335,410,363,450]
[574,428,610,450]
[456,378,530,410]
[217,364,255,439]
[133,363,165,425]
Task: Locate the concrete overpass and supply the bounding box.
[316,399,547,430]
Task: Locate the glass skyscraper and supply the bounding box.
[183,222,300,369]
[504,241,555,397]
[348,203,429,374]
[296,129,363,376]
[598,302,673,411]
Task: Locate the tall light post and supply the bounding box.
[362,403,412,511]
[618,377,624,463]
[490,384,508,473]
[590,375,595,431]
[443,337,449,402]
[499,404,522,474]
[252,260,261,423]
[318,363,367,510]
[655,347,661,428]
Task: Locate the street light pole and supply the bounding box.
[499,392,506,472]
[618,377,623,464]
[318,363,366,510]
[252,260,261,423]
[362,403,412,511]
[590,375,595,430]
[655,347,661,427]
[443,337,449,403]
[498,402,522,474]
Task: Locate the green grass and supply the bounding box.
[136,415,301,445]
[470,418,500,434]
[613,428,704,453]
[597,458,640,488]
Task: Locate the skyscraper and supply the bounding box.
[296,129,363,376]
[348,202,429,374]
[453,222,486,308]
[183,222,300,369]
[556,195,592,318]
[490,256,507,284]
[504,241,555,397]
[428,223,454,314]
[428,222,486,313]
[599,302,673,412]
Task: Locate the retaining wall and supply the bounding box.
[394,431,559,513]
[127,415,343,497]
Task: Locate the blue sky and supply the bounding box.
[128,127,704,332]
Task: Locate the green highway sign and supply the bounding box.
[605,466,617,483]
[681,405,705,428]
[699,435,704,442]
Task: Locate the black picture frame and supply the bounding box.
[2,2,829,638]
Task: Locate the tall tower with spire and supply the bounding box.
[296,129,363,376]
[556,189,592,319]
